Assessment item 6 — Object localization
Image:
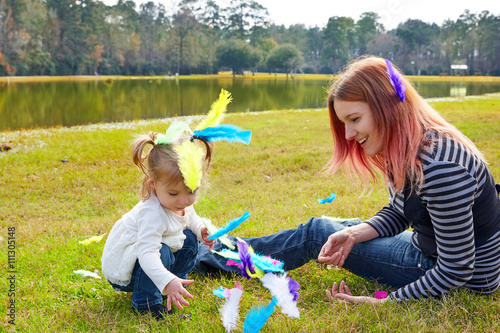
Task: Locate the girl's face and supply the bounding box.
[334,99,383,157]
[150,178,197,216]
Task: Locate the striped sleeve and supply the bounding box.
[390,136,479,300]
[366,186,410,237]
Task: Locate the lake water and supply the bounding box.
[1,77,500,131]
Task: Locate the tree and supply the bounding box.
[265,43,303,78]
[224,0,269,41]
[171,6,198,74]
[0,0,18,75]
[45,0,98,74]
[476,11,500,75]
[355,12,383,56]
[320,16,354,73]
[137,1,168,74]
[215,39,260,76]
[395,19,440,74]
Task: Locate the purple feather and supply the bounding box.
[385,59,406,102]
[288,278,301,301]
[237,239,255,280]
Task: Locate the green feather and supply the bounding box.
[155,121,190,145]
[195,89,232,131]
[174,141,204,191]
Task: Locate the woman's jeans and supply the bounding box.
[109,230,199,310]
[194,218,436,288]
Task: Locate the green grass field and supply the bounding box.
[1,93,499,332]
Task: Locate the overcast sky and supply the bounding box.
[102,0,498,30]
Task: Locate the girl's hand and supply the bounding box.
[163,278,194,311]
[201,227,215,251]
[325,280,387,305]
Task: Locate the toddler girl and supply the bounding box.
[101,127,215,320]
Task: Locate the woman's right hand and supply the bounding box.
[317,230,356,267]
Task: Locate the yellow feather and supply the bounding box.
[195,89,232,131]
[174,141,204,191]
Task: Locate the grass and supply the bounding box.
[1,93,500,332]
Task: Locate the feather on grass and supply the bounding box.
[242,297,278,333]
[260,273,300,318]
[317,193,336,204]
[220,287,243,332]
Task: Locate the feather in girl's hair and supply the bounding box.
[208,212,251,240]
[242,297,278,333]
[195,89,232,131]
[154,121,190,145]
[260,273,300,318]
[193,124,252,145]
[219,287,244,332]
[174,140,204,191]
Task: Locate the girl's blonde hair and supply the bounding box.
[327,55,485,192]
[131,133,211,200]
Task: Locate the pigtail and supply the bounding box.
[131,132,156,200]
[191,136,213,170]
[131,132,156,176]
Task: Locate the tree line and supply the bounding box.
[1,0,499,77]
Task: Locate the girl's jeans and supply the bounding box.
[109,230,199,310]
[194,218,436,288]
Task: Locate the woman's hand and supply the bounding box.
[201,227,215,251]
[326,281,387,305]
[317,230,356,267]
[163,278,194,310]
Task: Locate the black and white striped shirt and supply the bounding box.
[367,131,500,300]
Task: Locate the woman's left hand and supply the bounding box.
[326,280,387,305]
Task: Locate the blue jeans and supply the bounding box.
[194,218,436,288]
[110,230,199,310]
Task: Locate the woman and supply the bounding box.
[195,56,500,303]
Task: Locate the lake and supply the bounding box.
[1,76,500,131]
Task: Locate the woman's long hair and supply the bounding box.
[327,56,485,192]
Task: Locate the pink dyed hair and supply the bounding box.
[327,56,485,192]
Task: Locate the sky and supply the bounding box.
[102,0,499,30]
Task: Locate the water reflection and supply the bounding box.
[1,78,499,131]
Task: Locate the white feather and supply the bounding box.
[220,287,243,332]
[260,272,300,318]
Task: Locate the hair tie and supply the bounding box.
[384,59,406,102]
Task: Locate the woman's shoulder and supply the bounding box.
[420,130,476,167]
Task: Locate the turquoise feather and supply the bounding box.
[242,297,278,333]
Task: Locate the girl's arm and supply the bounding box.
[136,208,177,293]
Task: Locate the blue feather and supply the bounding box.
[251,254,285,273]
[193,124,252,145]
[208,212,251,240]
[318,193,337,204]
[242,298,278,333]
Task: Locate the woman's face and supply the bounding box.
[333,99,383,157]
